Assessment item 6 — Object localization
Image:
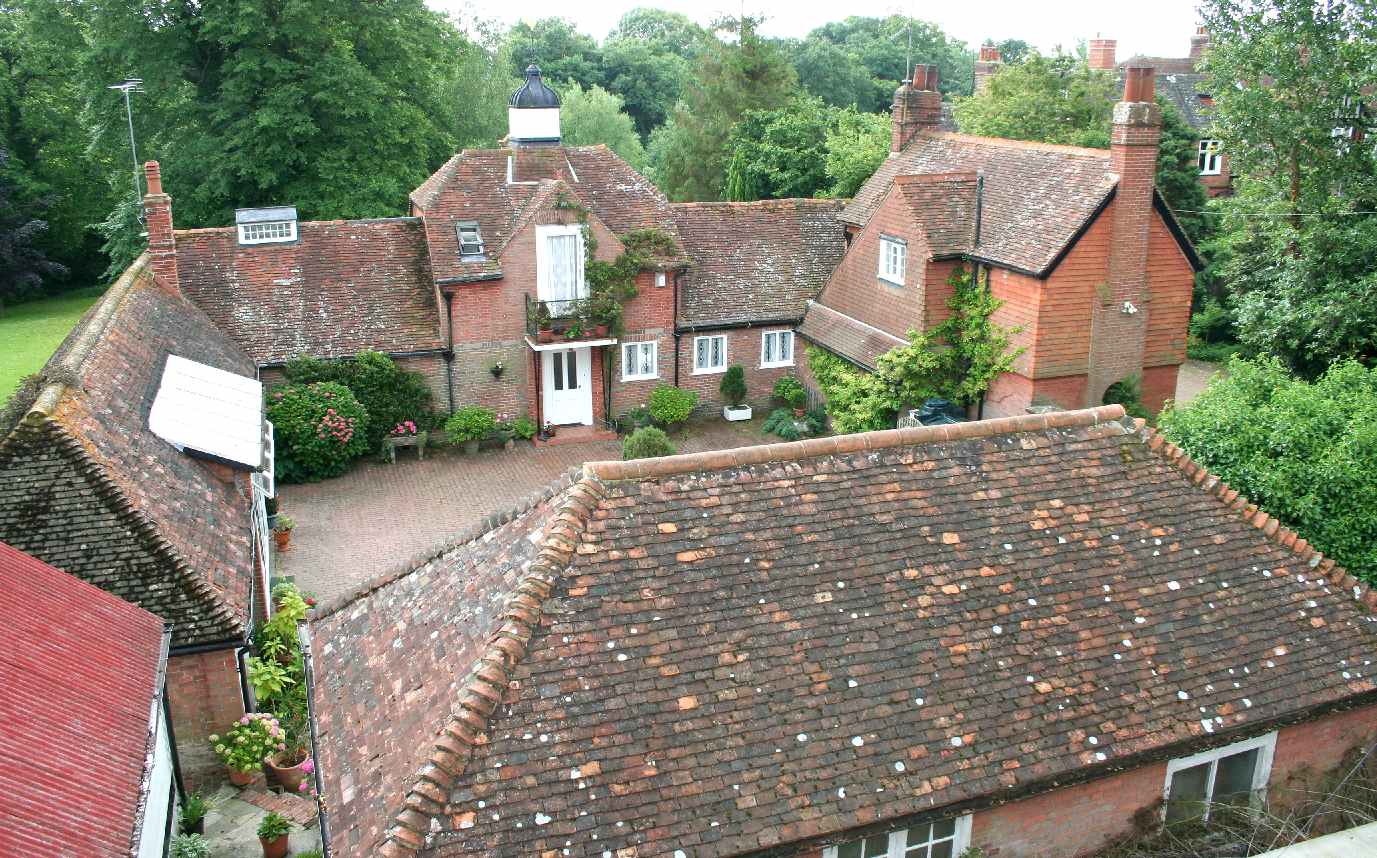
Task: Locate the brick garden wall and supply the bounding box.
[167,648,246,791]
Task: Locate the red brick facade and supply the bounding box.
[167,647,247,790]
[673,325,803,412]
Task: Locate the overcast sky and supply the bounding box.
[427,0,1205,60]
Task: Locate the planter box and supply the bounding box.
[723,405,753,422]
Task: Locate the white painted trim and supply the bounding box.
[237,220,297,245]
[821,814,973,858]
[621,340,659,381]
[878,235,907,286]
[1198,139,1224,176]
[536,223,587,306]
[760,329,795,369]
[692,334,728,375]
[524,336,617,352]
[1163,731,1277,823]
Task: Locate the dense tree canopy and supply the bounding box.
[504,17,604,90]
[0,148,66,305]
[557,82,647,171]
[809,15,974,99]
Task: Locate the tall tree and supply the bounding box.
[601,38,689,139]
[824,109,889,198]
[809,15,975,98]
[649,16,797,201]
[0,148,67,306]
[786,38,889,111]
[503,17,603,91]
[557,82,647,171]
[992,38,1031,65]
[607,8,708,62]
[722,96,830,201]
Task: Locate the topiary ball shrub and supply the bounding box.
[623,426,677,460]
[267,382,371,483]
[719,365,747,407]
[648,384,698,426]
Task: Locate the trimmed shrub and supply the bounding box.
[267,382,370,483]
[807,347,896,433]
[719,365,748,407]
[623,426,676,460]
[510,416,538,440]
[445,406,497,443]
[772,374,807,409]
[284,350,433,449]
[763,407,825,441]
[648,384,697,426]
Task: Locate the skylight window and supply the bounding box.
[457,221,485,257]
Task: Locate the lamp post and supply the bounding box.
[107,78,144,204]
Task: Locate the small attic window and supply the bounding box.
[236,206,298,246]
[457,221,485,257]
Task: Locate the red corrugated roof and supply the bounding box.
[0,540,166,857]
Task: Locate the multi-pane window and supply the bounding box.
[538,225,586,316]
[1164,732,1276,825]
[825,816,971,858]
[238,221,296,245]
[1198,139,1224,175]
[878,235,907,285]
[760,330,794,368]
[693,335,727,374]
[457,221,484,257]
[622,340,658,381]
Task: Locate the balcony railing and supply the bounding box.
[525,294,613,341]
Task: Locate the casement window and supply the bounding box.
[536,224,586,314]
[622,340,658,381]
[1197,139,1224,176]
[760,330,794,368]
[456,221,485,257]
[1163,732,1277,825]
[693,335,727,374]
[824,815,973,858]
[238,220,296,245]
[878,235,907,285]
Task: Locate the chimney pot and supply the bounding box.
[144,161,164,196]
[979,45,1002,63]
[1124,66,1155,103]
[1089,38,1118,71]
[142,161,178,294]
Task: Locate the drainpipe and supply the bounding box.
[672,272,682,387]
[442,292,455,413]
[298,622,331,857]
[532,349,542,430]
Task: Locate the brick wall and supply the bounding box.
[674,326,803,412]
[1143,215,1193,373]
[1141,364,1180,414]
[167,648,246,791]
[1201,150,1233,198]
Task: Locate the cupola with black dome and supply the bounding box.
[508,64,561,146]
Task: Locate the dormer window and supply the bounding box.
[236,207,298,246]
[457,221,485,258]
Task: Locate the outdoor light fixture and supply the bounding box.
[1122,301,1139,315]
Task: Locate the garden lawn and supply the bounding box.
[0,288,103,402]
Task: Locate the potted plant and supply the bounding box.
[719,365,751,421]
[272,515,295,552]
[445,406,497,455]
[489,361,505,379]
[511,416,538,443]
[171,833,211,858]
[533,303,554,343]
[210,713,285,787]
[540,421,557,440]
[265,750,313,795]
[773,375,808,417]
[563,319,584,340]
[265,496,279,531]
[179,793,209,835]
[257,812,292,858]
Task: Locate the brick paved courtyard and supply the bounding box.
[276,415,774,605]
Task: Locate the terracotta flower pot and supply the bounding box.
[594,324,609,337]
[273,529,291,552]
[537,329,554,343]
[260,833,289,858]
[228,766,256,787]
[265,752,309,793]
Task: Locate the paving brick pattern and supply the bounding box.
[276,417,774,605]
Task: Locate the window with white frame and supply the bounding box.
[1197,139,1224,176]
[238,220,297,245]
[622,340,658,381]
[878,235,907,285]
[536,224,586,314]
[1164,732,1276,825]
[456,221,484,257]
[760,330,794,368]
[824,815,972,858]
[693,335,727,374]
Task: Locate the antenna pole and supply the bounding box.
[122,86,140,202]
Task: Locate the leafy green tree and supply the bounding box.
[608,8,708,62]
[1155,101,1211,245]
[1197,0,1377,374]
[90,195,144,284]
[503,17,603,91]
[1159,357,1377,583]
[993,38,1031,65]
[953,51,1115,148]
[809,16,974,98]
[786,38,887,111]
[558,82,647,171]
[649,16,797,201]
[824,109,890,198]
[0,148,67,305]
[722,96,831,200]
[601,39,690,138]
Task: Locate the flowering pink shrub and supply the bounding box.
[209,712,284,773]
[390,420,419,437]
[266,382,370,482]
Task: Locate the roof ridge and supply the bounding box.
[670,199,846,209]
[586,405,1128,482]
[377,471,611,857]
[1133,419,1377,613]
[922,131,1112,159]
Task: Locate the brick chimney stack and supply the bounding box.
[1088,66,1161,407]
[974,46,1003,94]
[142,161,179,294]
[890,64,943,154]
[1189,26,1210,63]
[1088,38,1117,71]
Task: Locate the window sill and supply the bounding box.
[622,375,658,383]
[693,367,727,376]
[878,275,906,288]
[760,361,795,370]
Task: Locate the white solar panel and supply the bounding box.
[149,355,264,468]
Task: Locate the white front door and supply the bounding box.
[542,347,593,426]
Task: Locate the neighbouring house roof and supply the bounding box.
[671,199,848,327]
[0,539,167,858]
[797,300,907,370]
[0,257,256,647]
[313,405,1377,858]
[1112,69,1215,132]
[843,133,1121,277]
[410,145,687,286]
[177,217,443,365]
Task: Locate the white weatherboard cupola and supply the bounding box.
[508,64,561,145]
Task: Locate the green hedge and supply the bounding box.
[648,384,697,425]
[284,351,432,450]
[267,382,371,483]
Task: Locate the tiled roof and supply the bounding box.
[1149,72,1214,132]
[894,173,979,257]
[0,540,167,857]
[177,217,443,365]
[316,405,1377,858]
[0,258,255,646]
[797,300,907,369]
[410,145,686,285]
[671,200,847,327]
[842,133,1118,276]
